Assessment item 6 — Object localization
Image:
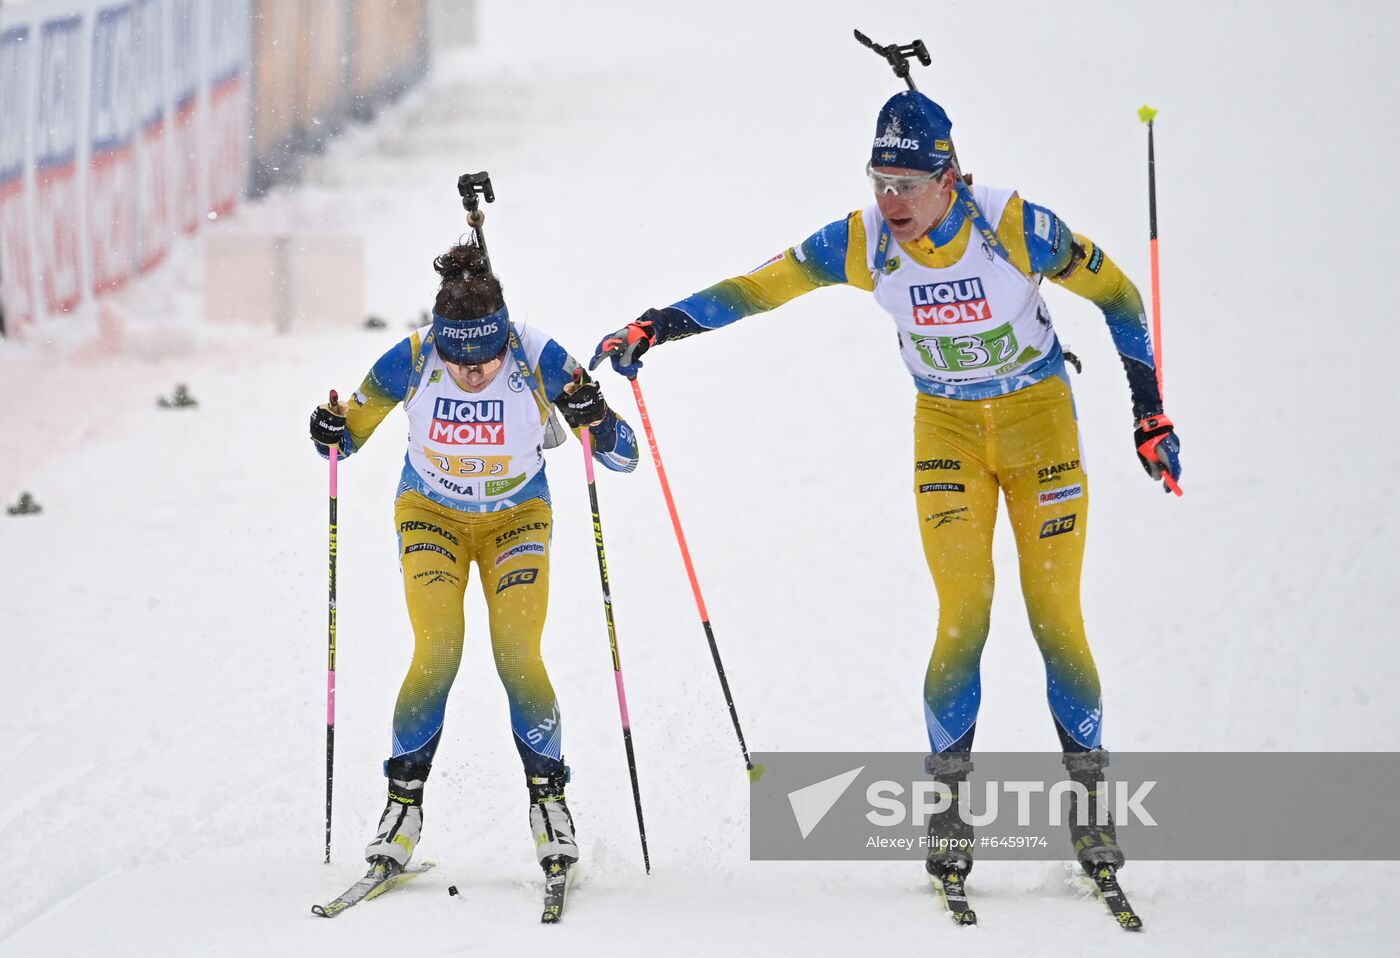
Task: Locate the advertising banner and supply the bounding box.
[350,0,426,119]
[35,13,84,315]
[0,0,254,336]
[248,0,424,197]
[0,0,427,338]
[133,0,170,274]
[88,4,136,295]
[169,0,201,235]
[0,26,36,334]
[206,0,247,218]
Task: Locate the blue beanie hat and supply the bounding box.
[433,305,510,364]
[870,91,954,173]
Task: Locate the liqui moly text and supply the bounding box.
[430,398,506,445]
[909,278,992,326]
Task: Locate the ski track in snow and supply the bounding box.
[3,2,1400,954]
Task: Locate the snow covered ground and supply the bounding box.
[3,1,1399,954]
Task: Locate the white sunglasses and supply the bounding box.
[866,161,946,197]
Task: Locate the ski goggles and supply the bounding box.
[866,161,945,198]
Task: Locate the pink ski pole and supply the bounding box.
[579,427,651,872]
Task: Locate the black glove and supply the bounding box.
[589,310,662,378]
[1133,413,1182,492]
[310,402,347,448]
[553,368,608,428]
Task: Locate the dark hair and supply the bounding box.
[432,243,504,321]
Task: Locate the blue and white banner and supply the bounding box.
[0,0,252,337]
[0,0,428,340]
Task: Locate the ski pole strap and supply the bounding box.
[504,323,547,420]
[953,179,1011,264]
[403,328,437,406]
[504,323,568,448]
[873,222,894,273]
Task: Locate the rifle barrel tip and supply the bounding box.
[1138,104,1159,124]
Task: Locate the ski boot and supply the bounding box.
[924,752,975,879]
[1063,748,1126,873]
[364,775,424,872]
[528,769,578,872]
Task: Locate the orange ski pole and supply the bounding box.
[1140,105,1182,497]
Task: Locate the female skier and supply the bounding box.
[590,90,1181,882]
[310,243,638,883]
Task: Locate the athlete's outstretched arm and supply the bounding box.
[592,213,868,375]
[664,211,869,331]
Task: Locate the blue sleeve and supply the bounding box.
[592,411,640,473]
[365,337,415,402]
[665,217,853,334]
[1046,233,1162,419]
[793,216,851,285]
[1021,201,1074,276]
[538,339,575,400]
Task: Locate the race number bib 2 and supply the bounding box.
[910,321,1022,373]
[422,449,513,477]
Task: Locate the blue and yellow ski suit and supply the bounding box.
[635,184,1160,754]
[325,322,639,780]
